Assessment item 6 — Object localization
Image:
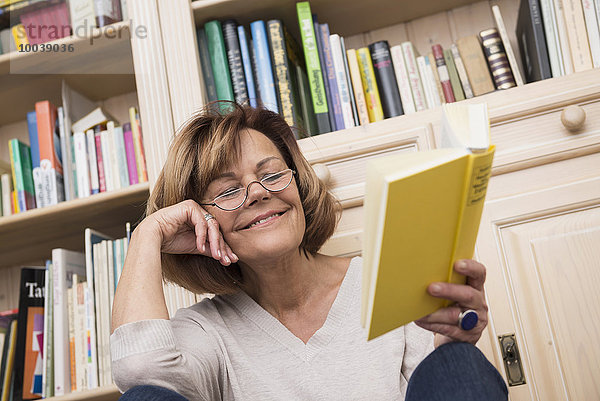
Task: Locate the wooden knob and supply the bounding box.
[312,163,331,185]
[561,105,586,132]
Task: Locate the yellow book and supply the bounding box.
[356,48,384,123]
[11,23,28,47]
[128,107,148,182]
[1,320,17,401]
[361,103,495,340]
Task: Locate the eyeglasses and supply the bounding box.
[200,169,296,211]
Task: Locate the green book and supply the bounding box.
[443,48,465,101]
[296,2,331,134]
[8,139,36,211]
[204,20,235,102]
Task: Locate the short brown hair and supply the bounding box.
[146,102,341,295]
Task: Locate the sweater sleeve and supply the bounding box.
[400,322,435,382]
[110,312,223,401]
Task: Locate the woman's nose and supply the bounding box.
[245,180,271,206]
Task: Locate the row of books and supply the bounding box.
[197,2,524,139]
[517,0,600,83]
[0,226,129,400]
[1,100,147,217]
[0,0,128,54]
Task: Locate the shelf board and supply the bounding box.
[0,21,135,126]
[0,183,149,268]
[192,0,480,37]
[47,385,120,401]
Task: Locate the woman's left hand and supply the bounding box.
[414,259,488,346]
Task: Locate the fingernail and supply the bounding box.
[231,253,238,262]
[430,284,441,295]
[224,256,230,264]
[201,244,206,253]
[217,249,221,258]
[456,260,467,271]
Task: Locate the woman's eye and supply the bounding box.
[219,188,242,198]
[263,172,284,183]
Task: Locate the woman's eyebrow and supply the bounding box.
[214,156,282,180]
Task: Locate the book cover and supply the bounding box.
[26,111,43,208]
[85,129,100,195]
[443,48,465,101]
[432,44,456,103]
[369,40,404,118]
[196,28,219,104]
[71,107,116,134]
[69,0,96,35]
[426,53,446,105]
[1,174,12,216]
[296,2,331,134]
[250,20,278,113]
[581,0,600,68]
[400,42,428,112]
[129,108,147,182]
[1,319,17,401]
[122,123,138,185]
[390,45,416,114]
[52,249,86,396]
[479,28,517,90]
[356,47,384,122]
[13,267,45,401]
[8,139,36,212]
[516,0,553,82]
[56,107,74,203]
[73,132,91,198]
[340,37,360,126]
[416,56,438,109]
[222,20,248,105]
[491,5,526,86]
[106,122,121,190]
[319,23,344,130]
[41,260,53,398]
[450,44,475,99]
[539,0,564,76]
[35,100,65,206]
[11,24,29,47]
[312,17,335,131]
[361,103,495,340]
[455,35,496,95]
[329,34,355,128]
[346,49,370,125]
[552,0,574,75]
[237,25,258,108]
[99,129,113,192]
[114,126,129,189]
[205,20,235,102]
[295,64,318,136]
[284,25,311,138]
[93,0,122,27]
[93,125,107,193]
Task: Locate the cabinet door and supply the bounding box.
[477,152,600,401]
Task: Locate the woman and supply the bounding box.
[110,103,507,400]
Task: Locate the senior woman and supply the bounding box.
[110,102,507,401]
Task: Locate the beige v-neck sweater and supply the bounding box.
[110,257,434,401]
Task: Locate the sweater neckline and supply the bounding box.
[222,256,361,362]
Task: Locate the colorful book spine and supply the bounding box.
[313,18,335,131]
[73,131,91,198]
[86,129,100,195]
[340,37,360,126]
[114,126,129,188]
[100,129,113,192]
[296,2,331,134]
[122,123,138,185]
[390,45,416,114]
[107,122,121,190]
[443,48,465,101]
[319,23,344,130]
[346,48,370,125]
[11,24,28,47]
[479,28,517,90]
[57,107,74,202]
[427,53,446,105]
[204,20,235,102]
[516,0,553,81]
[492,5,526,86]
[35,100,65,206]
[417,56,440,109]
[222,20,248,104]
[369,40,404,118]
[251,20,279,113]
[451,44,474,98]
[196,28,218,103]
[401,42,427,111]
[432,44,456,103]
[455,35,495,95]
[295,64,318,136]
[1,173,13,216]
[94,126,107,193]
[330,34,355,128]
[237,25,258,108]
[26,110,44,208]
[129,107,148,182]
[356,47,384,122]
[8,139,36,212]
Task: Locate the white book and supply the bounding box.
[92,241,105,386]
[553,0,574,75]
[41,263,51,398]
[52,248,86,396]
[1,173,12,216]
[492,5,525,86]
[83,285,93,389]
[450,44,474,99]
[390,45,416,114]
[100,130,113,191]
[120,0,128,21]
[67,286,76,390]
[424,57,442,107]
[73,132,91,198]
[72,107,117,134]
[340,37,360,126]
[73,279,87,390]
[114,126,130,188]
[86,129,100,194]
[416,56,437,109]
[98,240,113,386]
[346,48,371,125]
[540,0,564,76]
[68,0,96,35]
[107,240,115,316]
[329,34,355,129]
[400,42,427,111]
[107,121,121,190]
[582,0,600,68]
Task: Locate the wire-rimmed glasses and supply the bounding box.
[200,169,296,211]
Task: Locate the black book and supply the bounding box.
[222,20,249,105]
[13,267,45,401]
[368,41,404,118]
[516,0,552,83]
[196,27,219,103]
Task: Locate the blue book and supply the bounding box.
[238,25,258,108]
[26,112,39,168]
[319,23,344,130]
[250,20,278,113]
[313,15,336,131]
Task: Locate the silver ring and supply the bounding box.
[458,309,478,331]
[204,213,214,222]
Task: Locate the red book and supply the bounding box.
[432,44,456,103]
[19,2,71,45]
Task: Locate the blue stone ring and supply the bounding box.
[458,310,479,331]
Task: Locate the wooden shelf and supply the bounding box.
[0,21,135,126]
[192,0,480,37]
[46,385,120,401]
[0,183,149,268]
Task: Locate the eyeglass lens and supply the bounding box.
[214,169,294,210]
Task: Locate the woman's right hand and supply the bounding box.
[141,199,238,266]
